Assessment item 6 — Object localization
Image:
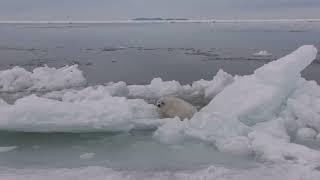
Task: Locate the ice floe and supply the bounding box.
[0,45,320,169]
[0,65,86,92]
[155,45,320,164]
[0,94,160,132]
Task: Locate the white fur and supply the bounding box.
[156,96,197,120]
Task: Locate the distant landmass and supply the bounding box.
[132,18,189,21]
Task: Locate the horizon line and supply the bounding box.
[1,18,320,24]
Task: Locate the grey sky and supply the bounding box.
[0,0,320,20]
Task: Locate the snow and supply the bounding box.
[253,50,272,57]
[0,146,17,153]
[0,65,86,92]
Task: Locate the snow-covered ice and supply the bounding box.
[0,65,86,92]
[0,94,160,132]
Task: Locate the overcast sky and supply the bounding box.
[1,0,320,20]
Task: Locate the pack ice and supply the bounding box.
[0,45,320,166]
[155,45,320,164]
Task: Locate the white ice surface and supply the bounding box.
[0,65,86,92]
[0,94,161,132]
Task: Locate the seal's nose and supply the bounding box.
[157,104,161,107]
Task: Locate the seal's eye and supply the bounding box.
[161,102,165,105]
[157,104,161,107]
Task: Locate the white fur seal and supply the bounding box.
[156,96,197,120]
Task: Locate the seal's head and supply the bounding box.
[156,98,166,108]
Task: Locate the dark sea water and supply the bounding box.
[1,22,320,178]
[0,22,320,85]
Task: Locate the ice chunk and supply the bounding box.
[155,113,250,145]
[128,70,234,104]
[204,69,234,100]
[80,152,95,160]
[205,45,317,126]
[0,65,86,92]
[0,95,159,132]
[285,79,320,132]
[153,117,186,144]
[0,146,17,153]
[62,82,129,102]
[249,119,320,164]
[0,66,33,92]
[253,50,272,57]
[31,65,86,91]
[296,128,317,139]
[128,78,184,100]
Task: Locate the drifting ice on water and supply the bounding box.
[0,45,320,167]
